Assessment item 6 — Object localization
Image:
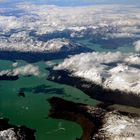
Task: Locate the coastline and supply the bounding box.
[48,97,140,140]
[47,69,140,108]
[0,74,19,81]
[0,118,36,140]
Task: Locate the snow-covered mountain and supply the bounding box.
[0,4,140,53]
[54,52,140,94]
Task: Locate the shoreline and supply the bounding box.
[0,74,19,81]
[48,97,140,140]
[0,118,36,140]
[47,69,140,108]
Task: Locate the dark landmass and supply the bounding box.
[30,28,140,51]
[0,118,36,140]
[48,97,99,140]
[18,92,26,97]
[0,44,92,63]
[0,74,19,81]
[48,97,140,140]
[47,69,140,108]
[30,29,71,42]
[23,75,32,78]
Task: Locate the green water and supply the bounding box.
[0,60,99,140]
[0,38,134,139]
[76,39,135,53]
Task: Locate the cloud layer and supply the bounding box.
[134,40,140,52]
[0,64,40,77]
[54,52,140,94]
[0,3,140,52]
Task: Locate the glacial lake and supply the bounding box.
[0,59,99,140]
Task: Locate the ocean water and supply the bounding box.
[0,60,99,140]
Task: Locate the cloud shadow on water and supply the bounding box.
[19,84,65,95]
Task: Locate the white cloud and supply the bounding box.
[13,64,40,76]
[54,52,140,94]
[46,61,56,67]
[0,64,40,77]
[0,70,12,76]
[134,40,140,52]
[0,35,75,52]
[12,62,18,67]
[0,4,140,53]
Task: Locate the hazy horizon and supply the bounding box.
[1,0,140,7]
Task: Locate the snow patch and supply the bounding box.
[0,128,17,140]
[100,112,140,140]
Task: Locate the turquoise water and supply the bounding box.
[0,60,99,140]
